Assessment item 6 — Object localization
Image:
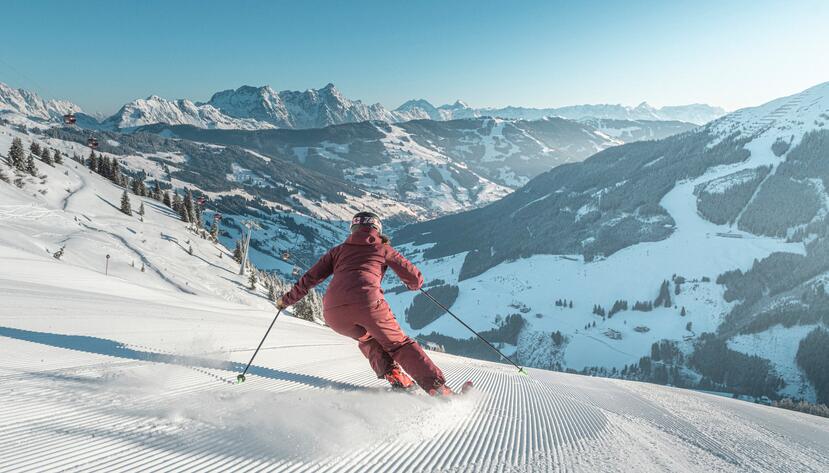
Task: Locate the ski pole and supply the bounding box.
[418,288,527,375]
[236,309,282,383]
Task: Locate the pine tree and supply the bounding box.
[138,202,145,216]
[188,245,193,255]
[120,189,132,215]
[172,192,183,212]
[53,149,63,164]
[193,200,203,228]
[87,151,98,173]
[29,141,41,156]
[152,181,162,200]
[178,199,190,222]
[141,263,145,272]
[111,159,123,185]
[184,189,195,224]
[9,137,26,171]
[209,219,219,240]
[294,289,323,323]
[163,191,172,207]
[26,154,38,176]
[97,156,109,179]
[0,167,8,183]
[131,178,141,195]
[39,148,52,166]
[680,306,687,316]
[248,270,257,290]
[138,180,147,197]
[654,280,672,308]
[233,240,243,263]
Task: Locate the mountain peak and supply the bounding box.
[395,99,435,111]
[0,80,82,121]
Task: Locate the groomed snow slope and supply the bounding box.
[1,255,829,472]
[1,127,828,472]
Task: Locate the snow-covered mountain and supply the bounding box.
[209,83,398,129]
[395,99,726,125]
[386,81,829,405]
[76,82,721,130]
[578,117,698,142]
[1,122,826,472]
[100,95,273,130]
[102,84,399,131]
[0,81,82,121]
[136,115,634,207]
[0,80,723,130]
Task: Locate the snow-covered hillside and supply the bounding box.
[388,81,829,404]
[0,82,81,121]
[139,115,625,206]
[1,125,827,472]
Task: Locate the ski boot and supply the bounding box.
[428,381,454,397]
[429,381,474,397]
[384,366,415,390]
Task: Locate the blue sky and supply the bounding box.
[2,0,827,115]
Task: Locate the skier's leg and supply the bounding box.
[360,300,445,391]
[356,335,395,378]
[324,304,394,378]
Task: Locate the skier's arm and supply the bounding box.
[385,246,424,290]
[281,250,334,307]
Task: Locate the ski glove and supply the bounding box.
[276,298,288,310]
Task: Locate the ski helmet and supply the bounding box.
[351,211,382,234]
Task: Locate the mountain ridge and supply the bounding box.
[0,81,723,129]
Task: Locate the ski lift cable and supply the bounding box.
[0,55,56,100]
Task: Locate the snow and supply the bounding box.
[226,163,273,188]
[709,81,829,147]
[729,324,819,400]
[387,126,806,371]
[336,123,511,215]
[698,167,763,194]
[1,120,828,472]
[0,81,82,121]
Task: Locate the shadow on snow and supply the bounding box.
[0,326,362,391]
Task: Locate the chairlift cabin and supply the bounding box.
[292,266,302,277]
[213,212,222,221]
[281,251,291,261]
[63,113,76,125]
[197,196,207,206]
[86,137,99,149]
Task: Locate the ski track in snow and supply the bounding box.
[0,275,828,472]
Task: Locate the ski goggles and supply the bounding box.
[351,215,382,234]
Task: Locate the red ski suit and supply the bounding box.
[281,227,445,391]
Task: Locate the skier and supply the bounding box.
[277,211,453,396]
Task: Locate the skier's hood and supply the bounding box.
[345,227,382,246]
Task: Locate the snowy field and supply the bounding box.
[0,121,828,472]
